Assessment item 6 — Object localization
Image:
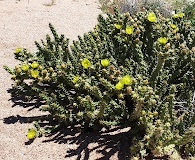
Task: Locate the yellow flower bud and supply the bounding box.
[165,122,171,127]
[132,93,138,99]
[109,65,115,72]
[38,77,43,82]
[149,114,153,119]
[102,69,107,74]
[142,110,146,115]
[151,99,157,105]
[153,111,158,116]
[15,67,22,74]
[109,75,114,81]
[132,157,139,160]
[61,63,66,69]
[44,76,50,81]
[38,65,43,70]
[49,67,54,72]
[115,70,121,76]
[77,111,83,118]
[144,135,150,140]
[42,69,48,75]
[118,93,124,99]
[143,79,149,85]
[126,86,132,94]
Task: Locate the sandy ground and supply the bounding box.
[0,0,131,159]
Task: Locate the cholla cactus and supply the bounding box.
[4,8,195,159]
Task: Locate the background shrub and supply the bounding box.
[99,0,174,16]
[120,0,173,17]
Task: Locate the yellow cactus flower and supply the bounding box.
[173,13,184,19]
[147,12,157,23]
[27,129,36,140]
[101,59,110,67]
[31,61,39,69]
[15,47,22,54]
[115,81,124,90]
[81,58,91,69]
[173,14,179,19]
[158,37,168,45]
[72,76,79,84]
[21,64,29,72]
[125,26,134,35]
[31,70,39,78]
[121,75,133,85]
[170,24,177,29]
[114,24,122,29]
[178,13,185,18]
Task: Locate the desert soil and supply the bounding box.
[0,0,131,160]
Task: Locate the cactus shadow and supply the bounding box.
[3,114,49,124]
[3,88,51,125]
[6,88,133,159]
[43,126,133,160]
[7,88,45,110]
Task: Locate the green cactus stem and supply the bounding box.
[150,52,167,87]
[129,101,143,122]
[97,100,107,119]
